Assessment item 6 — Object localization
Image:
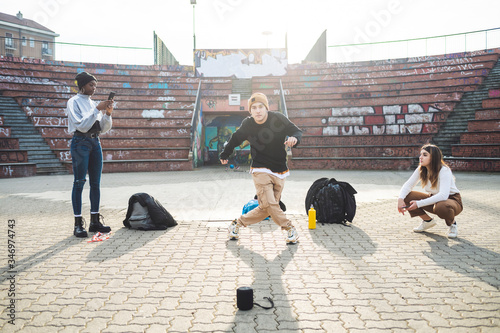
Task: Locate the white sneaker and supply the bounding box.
[286,226,299,244]
[413,218,436,232]
[228,219,240,240]
[448,223,458,238]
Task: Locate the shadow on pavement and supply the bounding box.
[0,236,79,284]
[226,238,299,332]
[423,233,500,289]
[310,223,378,260]
[86,227,172,262]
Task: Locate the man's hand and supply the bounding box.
[284,136,297,147]
[220,159,228,165]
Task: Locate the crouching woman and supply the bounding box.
[397,144,463,238]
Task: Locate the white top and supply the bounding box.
[251,167,289,179]
[66,93,112,135]
[398,166,460,208]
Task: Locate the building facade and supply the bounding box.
[0,11,59,60]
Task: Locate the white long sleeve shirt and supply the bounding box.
[66,93,112,135]
[398,166,460,208]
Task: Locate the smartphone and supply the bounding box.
[402,205,410,209]
[108,91,116,100]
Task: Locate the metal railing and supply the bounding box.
[278,79,293,158]
[329,27,500,63]
[190,80,204,168]
[0,36,152,65]
[278,79,288,118]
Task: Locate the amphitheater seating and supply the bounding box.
[448,88,500,171]
[1,49,499,176]
[252,51,499,170]
[0,57,197,174]
[1,109,37,177]
[0,134,37,177]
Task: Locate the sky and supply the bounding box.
[3,0,500,66]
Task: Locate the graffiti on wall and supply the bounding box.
[0,127,11,137]
[203,115,251,165]
[195,48,288,78]
[0,75,70,93]
[322,104,445,136]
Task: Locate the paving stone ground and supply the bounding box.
[0,167,499,332]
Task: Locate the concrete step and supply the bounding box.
[0,96,67,175]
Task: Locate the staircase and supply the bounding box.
[232,78,252,100]
[0,96,67,175]
[433,58,500,156]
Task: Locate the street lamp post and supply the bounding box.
[191,0,196,51]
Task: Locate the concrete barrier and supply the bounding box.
[0,163,37,178]
[0,150,29,163]
[300,134,433,146]
[55,148,190,162]
[452,144,500,157]
[468,119,500,132]
[445,157,500,172]
[37,127,190,139]
[290,157,415,171]
[475,110,500,120]
[293,145,420,158]
[0,138,19,149]
[0,127,11,137]
[45,137,191,149]
[460,132,500,144]
[483,98,500,109]
[62,159,193,173]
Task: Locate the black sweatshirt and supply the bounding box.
[219,112,303,173]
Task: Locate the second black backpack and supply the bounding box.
[123,193,177,230]
[305,178,357,225]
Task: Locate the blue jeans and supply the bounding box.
[70,135,103,216]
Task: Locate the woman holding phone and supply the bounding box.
[66,71,114,238]
[397,144,463,238]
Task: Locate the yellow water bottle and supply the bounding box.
[308,205,316,229]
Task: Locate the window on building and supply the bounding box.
[30,37,34,48]
[42,41,50,55]
[22,36,26,46]
[5,33,14,48]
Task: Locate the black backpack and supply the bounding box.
[123,193,177,230]
[305,178,357,225]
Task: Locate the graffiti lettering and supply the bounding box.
[0,128,11,137]
[2,165,14,177]
[59,151,71,161]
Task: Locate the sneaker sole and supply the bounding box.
[413,224,437,233]
[89,227,111,233]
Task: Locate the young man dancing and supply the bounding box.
[220,92,303,244]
